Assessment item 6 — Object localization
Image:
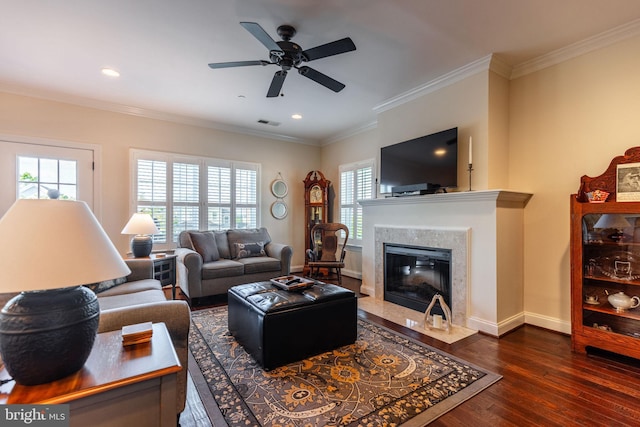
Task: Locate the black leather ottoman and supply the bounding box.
[228,281,357,370]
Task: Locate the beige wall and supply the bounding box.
[509,33,640,332]
[0,92,319,267]
[488,71,511,188]
[377,71,492,190]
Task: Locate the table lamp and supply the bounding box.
[593,214,632,242]
[0,199,131,385]
[121,212,160,257]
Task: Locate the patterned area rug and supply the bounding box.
[190,306,501,426]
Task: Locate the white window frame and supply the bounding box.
[339,158,375,245]
[130,149,261,249]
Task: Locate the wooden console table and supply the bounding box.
[0,322,181,427]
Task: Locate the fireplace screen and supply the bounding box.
[384,243,451,314]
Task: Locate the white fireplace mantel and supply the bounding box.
[360,189,532,337]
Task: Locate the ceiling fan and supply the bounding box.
[208,22,356,98]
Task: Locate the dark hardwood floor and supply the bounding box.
[168,276,640,427]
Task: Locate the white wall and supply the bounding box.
[0,91,319,266]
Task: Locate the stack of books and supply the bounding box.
[122,321,153,346]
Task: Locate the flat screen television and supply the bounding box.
[379,127,458,194]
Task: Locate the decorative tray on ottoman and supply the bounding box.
[270,275,315,291]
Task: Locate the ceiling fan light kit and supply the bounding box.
[208,22,356,98]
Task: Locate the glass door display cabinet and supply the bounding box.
[571,146,640,360]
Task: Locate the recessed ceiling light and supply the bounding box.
[101,68,120,78]
[291,114,302,120]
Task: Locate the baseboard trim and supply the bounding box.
[524,311,571,335]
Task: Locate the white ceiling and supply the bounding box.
[3,0,640,144]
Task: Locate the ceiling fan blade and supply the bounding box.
[208,60,270,69]
[302,37,356,61]
[267,70,287,97]
[240,22,282,53]
[298,66,345,92]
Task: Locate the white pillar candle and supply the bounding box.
[433,314,443,329]
[468,136,473,165]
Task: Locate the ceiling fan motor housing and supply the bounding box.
[271,41,304,70]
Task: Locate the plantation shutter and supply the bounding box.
[235,165,258,229]
[173,162,200,240]
[136,159,167,243]
[207,164,232,230]
[340,160,375,242]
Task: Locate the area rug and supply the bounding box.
[189,306,501,426]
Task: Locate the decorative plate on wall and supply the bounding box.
[271,179,288,198]
[271,200,287,219]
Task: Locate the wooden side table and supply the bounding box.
[0,322,181,427]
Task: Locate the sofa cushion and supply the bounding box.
[233,241,266,259]
[85,276,127,294]
[214,231,231,259]
[227,228,272,259]
[189,231,220,262]
[201,259,245,280]
[238,256,282,274]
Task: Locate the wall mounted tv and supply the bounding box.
[380,127,458,195]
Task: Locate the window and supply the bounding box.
[18,156,78,200]
[340,159,375,243]
[132,150,260,247]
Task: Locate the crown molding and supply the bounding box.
[322,120,378,146]
[372,54,496,114]
[512,18,640,79]
[0,82,316,145]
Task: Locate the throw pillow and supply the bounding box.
[189,231,220,262]
[234,241,266,259]
[227,228,272,259]
[85,276,127,294]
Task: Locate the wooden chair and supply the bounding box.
[307,223,349,284]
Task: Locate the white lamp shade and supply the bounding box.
[0,199,131,292]
[121,212,160,235]
[593,214,632,230]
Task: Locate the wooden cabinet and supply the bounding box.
[571,147,640,360]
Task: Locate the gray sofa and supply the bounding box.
[96,258,191,415]
[175,228,293,301]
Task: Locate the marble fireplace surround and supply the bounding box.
[375,226,469,327]
[360,190,533,336]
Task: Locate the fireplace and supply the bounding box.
[371,225,469,327]
[384,244,451,315]
[362,190,532,335]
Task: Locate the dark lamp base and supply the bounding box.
[131,235,153,257]
[0,286,99,385]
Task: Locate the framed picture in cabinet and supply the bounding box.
[616,162,640,201]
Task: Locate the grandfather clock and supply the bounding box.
[303,170,330,270]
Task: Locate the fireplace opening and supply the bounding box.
[384,243,452,315]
